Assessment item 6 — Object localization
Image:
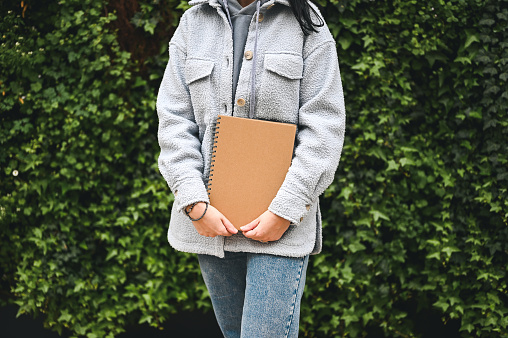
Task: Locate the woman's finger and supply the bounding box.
[222,217,238,234]
[240,219,260,232]
[242,229,256,239]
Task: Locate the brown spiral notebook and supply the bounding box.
[207,115,297,229]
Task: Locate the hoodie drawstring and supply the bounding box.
[223,0,262,119]
[223,0,233,28]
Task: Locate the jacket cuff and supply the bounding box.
[268,188,313,225]
[173,178,210,214]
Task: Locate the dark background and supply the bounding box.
[1,304,222,338]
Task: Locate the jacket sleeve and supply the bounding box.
[157,13,210,213]
[268,40,346,224]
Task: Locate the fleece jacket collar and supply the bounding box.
[189,0,291,9]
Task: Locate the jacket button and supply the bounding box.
[174,190,178,196]
[306,204,310,211]
[244,51,253,60]
[300,217,304,222]
[258,13,264,22]
[236,98,246,106]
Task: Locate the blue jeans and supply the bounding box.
[198,252,309,338]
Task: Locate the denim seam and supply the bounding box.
[283,256,305,337]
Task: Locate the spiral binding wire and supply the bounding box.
[206,116,222,195]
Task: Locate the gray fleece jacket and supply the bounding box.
[157,0,346,258]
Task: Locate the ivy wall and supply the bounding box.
[0,0,506,337]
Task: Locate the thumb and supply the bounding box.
[222,216,238,234]
[240,219,260,232]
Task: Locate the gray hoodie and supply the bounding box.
[157,0,346,258]
[217,0,265,97]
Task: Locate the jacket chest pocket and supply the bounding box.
[185,59,216,127]
[257,53,303,122]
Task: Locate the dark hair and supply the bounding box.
[288,0,324,36]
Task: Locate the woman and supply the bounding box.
[157,0,345,336]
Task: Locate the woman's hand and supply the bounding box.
[188,202,238,237]
[240,210,291,242]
